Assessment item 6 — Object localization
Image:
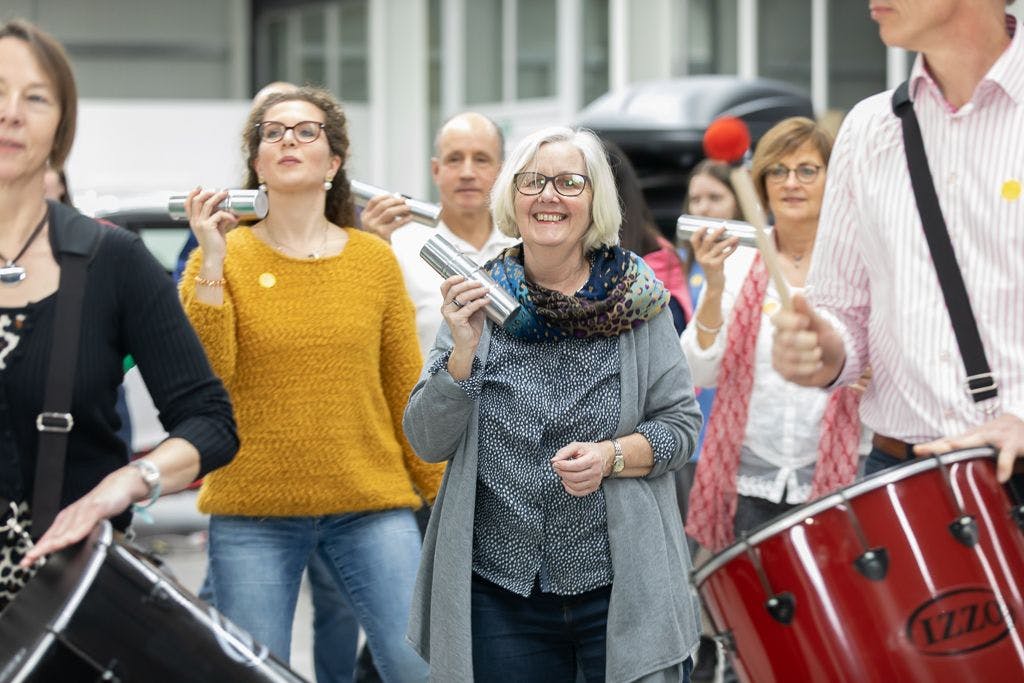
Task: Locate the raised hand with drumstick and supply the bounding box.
[682,117,867,556]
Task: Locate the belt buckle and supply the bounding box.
[36,412,74,433]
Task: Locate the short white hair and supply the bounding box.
[491,126,621,251]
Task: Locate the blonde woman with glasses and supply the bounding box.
[682,117,867,557]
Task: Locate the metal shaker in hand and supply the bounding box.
[419,234,522,327]
[168,189,269,222]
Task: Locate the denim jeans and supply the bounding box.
[864,447,905,477]
[471,574,611,682]
[469,575,694,682]
[208,509,428,683]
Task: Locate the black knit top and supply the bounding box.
[0,201,238,530]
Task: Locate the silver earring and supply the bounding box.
[324,178,333,191]
[258,180,267,192]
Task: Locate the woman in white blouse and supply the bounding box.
[682,117,866,554]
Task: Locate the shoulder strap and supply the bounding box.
[31,202,107,538]
[890,82,998,405]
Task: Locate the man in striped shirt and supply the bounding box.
[771,1,1024,482]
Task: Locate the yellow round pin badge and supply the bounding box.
[1002,179,1021,201]
[259,272,277,288]
[690,274,704,287]
[763,300,780,316]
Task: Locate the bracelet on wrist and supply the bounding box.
[195,275,226,288]
[129,459,162,524]
[694,318,723,335]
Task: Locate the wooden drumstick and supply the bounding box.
[729,168,792,310]
[703,116,793,310]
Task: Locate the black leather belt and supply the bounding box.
[872,434,917,461]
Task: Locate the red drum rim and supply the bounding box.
[691,445,997,587]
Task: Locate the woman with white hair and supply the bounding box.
[403,126,702,682]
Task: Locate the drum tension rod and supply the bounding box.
[1005,476,1024,532]
[837,495,889,581]
[742,534,796,625]
[932,454,979,547]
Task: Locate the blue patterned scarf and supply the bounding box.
[486,244,669,342]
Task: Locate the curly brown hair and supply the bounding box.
[242,86,356,227]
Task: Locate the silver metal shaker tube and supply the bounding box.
[350,180,442,227]
[676,214,759,248]
[168,189,269,221]
[419,234,522,328]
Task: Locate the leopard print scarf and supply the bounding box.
[487,244,669,342]
[0,501,40,613]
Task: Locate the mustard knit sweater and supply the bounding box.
[181,228,444,516]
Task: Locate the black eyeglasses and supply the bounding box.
[513,172,590,197]
[764,163,823,184]
[256,120,326,144]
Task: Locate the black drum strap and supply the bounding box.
[891,82,998,404]
[31,205,105,538]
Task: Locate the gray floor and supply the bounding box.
[133,490,316,681]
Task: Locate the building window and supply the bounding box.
[758,0,812,92]
[465,0,504,103]
[687,0,738,75]
[464,0,570,104]
[255,0,369,103]
[583,0,609,105]
[827,0,885,112]
[517,0,557,99]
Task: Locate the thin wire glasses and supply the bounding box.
[513,172,590,197]
[256,120,326,144]
[764,163,823,184]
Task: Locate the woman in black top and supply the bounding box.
[0,20,238,606]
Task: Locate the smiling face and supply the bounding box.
[252,99,340,193]
[513,141,593,254]
[0,37,61,186]
[764,141,827,228]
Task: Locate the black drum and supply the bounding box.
[0,521,307,682]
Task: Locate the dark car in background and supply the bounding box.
[576,75,814,238]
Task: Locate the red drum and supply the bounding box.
[0,521,307,682]
[693,447,1024,683]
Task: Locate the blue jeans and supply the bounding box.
[197,552,360,683]
[208,509,428,683]
[864,447,905,477]
[470,575,693,682]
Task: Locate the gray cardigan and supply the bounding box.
[403,310,703,682]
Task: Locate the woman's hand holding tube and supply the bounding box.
[689,226,737,349]
[185,187,237,306]
[690,225,738,293]
[440,276,490,381]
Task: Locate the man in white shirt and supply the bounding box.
[771,1,1024,482]
[361,113,518,356]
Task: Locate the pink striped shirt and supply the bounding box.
[807,17,1024,443]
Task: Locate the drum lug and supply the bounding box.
[1010,504,1024,532]
[949,514,979,547]
[765,592,796,625]
[712,629,736,653]
[853,547,889,581]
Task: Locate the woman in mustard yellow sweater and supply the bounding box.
[179,86,441,681]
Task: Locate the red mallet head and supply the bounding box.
[702,116,751,165]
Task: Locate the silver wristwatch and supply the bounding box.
[609,438,625,477]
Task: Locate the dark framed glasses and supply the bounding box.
[513,172,590,197]
[256,120,326,144]
[764,163,823,184]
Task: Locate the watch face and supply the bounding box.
[613,456,625,473]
